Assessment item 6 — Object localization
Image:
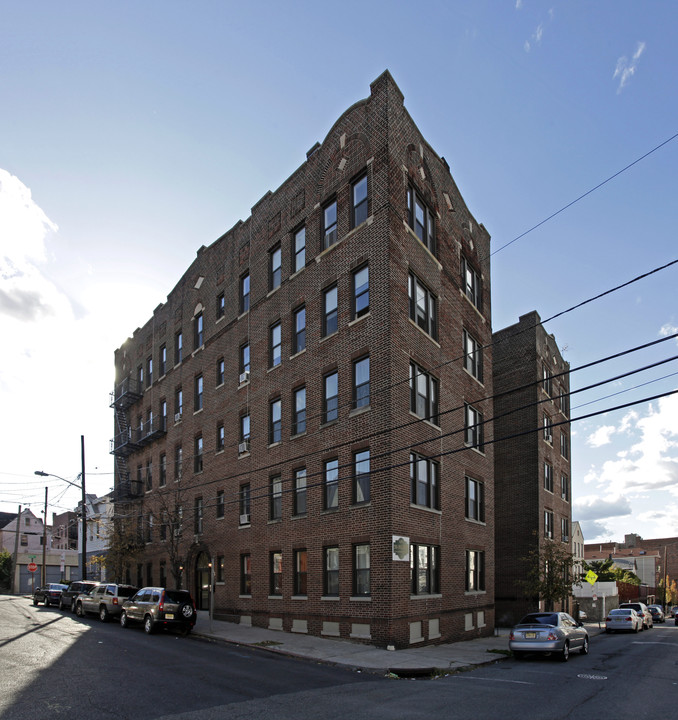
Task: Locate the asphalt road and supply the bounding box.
[2,596,677,720]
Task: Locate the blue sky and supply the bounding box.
[1,1,677,544]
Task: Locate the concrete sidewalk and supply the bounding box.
[191,613,605,675]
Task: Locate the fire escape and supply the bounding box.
[109,376,144,502]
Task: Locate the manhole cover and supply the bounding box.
[577,674,607,680]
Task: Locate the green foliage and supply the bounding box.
[583,559,640,585]
[0,550,13,589]
[520,537,580,611]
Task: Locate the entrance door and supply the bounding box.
[195,552,210,610]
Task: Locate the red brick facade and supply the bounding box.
[111,71,494,648]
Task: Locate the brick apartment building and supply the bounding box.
[492,311,573,625]
[110,71,494,648]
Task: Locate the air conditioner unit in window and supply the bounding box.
[174,412,182,423]
[239,371,250,385]
[239,514,250,525]
[238,440,250,454]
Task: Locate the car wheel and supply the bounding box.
[75,602,84,618]
[179,602,195,621]
[580,637,589,655]
[120,611,129,628]
[143,615,155,635]
[99,606,109,623]
[560,642,570,662]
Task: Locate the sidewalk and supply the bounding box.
[191,613,605,675]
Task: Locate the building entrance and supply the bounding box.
[195,552,210,610]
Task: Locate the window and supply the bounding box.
[353,356,370,409]
[352,265,369,319]
[175,331,183,365]
[175,387,183,418]
[353,544,370,596]
[194,436,203,473]
[146,561,153,584]
[270,322,281,367]
[408,272,437,339]
[324,458,339,509]
[138,365,143,388]
[194,374,203,412]
[159,561,166,586]
[269,245,281,291]
[160,399,167,431]
[464,403,484,451]
[466,550,485,591]
[240,413,250,442]
[324,547,339,596]
[407,185,435,254]
[411,544,440,595]
[545,510,554,539]
[293,226,306,273]
[544,462,553,493]
[323,285,338,336]
[292,386,306,435]
[270,476,282,520]
[216,292,225,319]
[240,343,250,375]
[147,357,153,388]
[352,174,368,227]
[216,490,224,519]
[543,414,553,444]
[323,199,337,249]
[194,312,204,349]
[216,358,224,386]
[217,555,224,583]
[159,453,166,487]
[174,445,182,481]
[461,256,482,310]
[560,432,569,460]
[465,476,485,522]
[240,554,251,595]
[240,273,250,314]
[294,549,307,596]
[293,468,307,516]
[270,552,282,596]
[293,305,306,354]
[269,398,281,444]
[216,423,225,452]
[194,497,203,534]
[159,344,167,376]
[323,371,338,423]
[561,474,570,502]
[561,517,570,543]
[463,329,483,381]
[410,361,439,424]
[542,364,552,396]
[353,449,370,504]
[239,484,251,524]
[145,460,152,492]
[410,452,440,509]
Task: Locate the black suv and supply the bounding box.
[121,587,197,635]
[59,580,98,611]
[33,583,68,607]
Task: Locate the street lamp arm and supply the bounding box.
[34,470,82,490]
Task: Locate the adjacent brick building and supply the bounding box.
[493,311,573,625]
[110,71,494,648]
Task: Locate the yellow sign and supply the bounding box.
[585,570,598,586]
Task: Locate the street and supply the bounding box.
[2,596,678,720]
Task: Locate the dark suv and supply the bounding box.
[120,587,197,635]
[59,580,98,611]
[33,583,68,607]
[75,583,139,622]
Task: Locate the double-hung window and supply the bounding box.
[323,200,337,249]
[159,344,166,376]
[159,453,166,487]
[146,357,153,388]
[194,312,204,349]
[324,547,339,596]
[270,552,282,595]
[216,292,225,319]
[544,510,554,539]
[175,387,183,418]
[293,226,306,273]
[240,554,251,595]
[407,185,435,254]
[270,476,282,520]
[293,468,307,515]
[240,273,250,314]
[194,435,203,473]
[465,550,485,591]
[353,544,370,596]
[353,449,370,504]
[240,343,250,376]
[464,403,484,451]
[269,245,281,291]
[194,374,203,412]
[544,462,554,492]
[353,356,370,409]
[461,257,482,310]
[463,329,483,382]
[465,476,485,522]
[175,331,183,365]
[239,484,251,524]
[216,423,224,452]
[324,458,339,509]
[408,272,437,339]
[410,452,440,509]
[216,490,224,519]
[560,433,569,460]
[145,460,152,492]
[240,413,250,443]
[411,544,440,595]
[543,414,553,444]
[216,357,224,386]
[323,285,338,336]
[561,473,570,502]
[542,364,552,396]
[292,386,306,435]
[270,322,282,367]
[269,398,281,444]
[409,361,439,424]
[293,306,306,354]
[294,549,307,596]
[353,265,369,319]
[561,517,570,543]
[174,445,182,481]
[194,497,203,534]
[352,174,368,227]
[323,371,338,423]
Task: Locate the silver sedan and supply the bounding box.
[509,612,589,661]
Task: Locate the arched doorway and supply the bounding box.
[195,552,210,610]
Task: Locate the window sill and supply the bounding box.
[464,590,487,596]
[410,593,442,601]
[267,363,282,373]
[291,595,307,601]
[462,367,485,386]
[291,514,307,520]
[321,596,340,601]
[216,315,225,325]
[407,317,441,347]
[459,289,486,323]
[238,452,251,459]
[319,331,338,344]
[266,286,280,298]
[349,596,371,602]
[267,595,283,600]
[408,411,441,431]
[320,418,339,429]
[237,310,250,321]
[465,444,486,457]
[215,450,224,456]
[289,348,306,360]
[348,312,370,327]
[267,519,282,525]
[465,517,486,526]
[239,594,252,599]
[321,508,339,515]
[216,381,224,389]
[410,503,442,515]
[290,431,307,440]
[238,523,251,529]
[403,221,442,270]
[349,405,370,418]
[267,441,281,449]
[351,501,371,509]
[238,380,250,389]
[191,345,205,358]
[193,408,203,416]
[289,266,306,281]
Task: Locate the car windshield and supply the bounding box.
[518,613,558,626]
[610,609,633,615]
[164,590,191,603]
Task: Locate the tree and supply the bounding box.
[102,513,145,582]
[521,537,581,611]
[0,550,12,591]
[151,482,187,588]
[583,559,640,585]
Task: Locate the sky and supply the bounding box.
[1,1,676,545]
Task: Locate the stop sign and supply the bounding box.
[27,562,37,573]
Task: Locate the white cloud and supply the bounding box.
[587,424,616,447]
[660,323,678,344]
[515,0,524,10]
[574,494,632,521]
[613,41,646,94]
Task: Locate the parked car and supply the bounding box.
[59,580,98,611]
[509,612,589,662]
[75,583,139,622]
[605,608,643,633]
[120,587,197,635]
[647,605,665,623]
[33,583,68,607]
[618,602,653,629]
[671,605,678,618]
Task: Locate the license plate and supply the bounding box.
[524,632,536,639]
[165,613,174,619]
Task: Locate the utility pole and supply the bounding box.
[81,435,87,580]
[42,487,48,586]
[11,504,21,594]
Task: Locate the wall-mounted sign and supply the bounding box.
[392,536,410,561]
